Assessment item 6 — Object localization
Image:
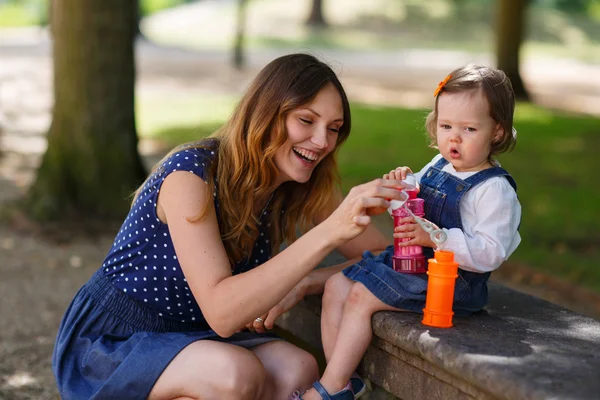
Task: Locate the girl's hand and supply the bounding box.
[394,216,439,248]
[384,166,413,181]
[325,178,405,243]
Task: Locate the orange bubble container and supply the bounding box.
[422,250,459,328]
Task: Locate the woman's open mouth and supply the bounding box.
[293,147,319,166]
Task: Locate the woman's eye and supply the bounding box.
[329,127,340,133]
[299,118,312,124]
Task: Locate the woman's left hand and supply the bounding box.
[244,276,310,334]
[394,216,439,248]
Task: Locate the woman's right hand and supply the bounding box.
[324,178,405,243]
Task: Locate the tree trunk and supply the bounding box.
[306,0,327,27]
[233,0,248,69]
[496,0,530,101]
[27,0,146,220]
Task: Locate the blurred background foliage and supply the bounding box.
[1,0,600,62]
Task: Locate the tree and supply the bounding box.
[233,0,248,69]
[27,0,146,220]
[305,0,327,27]
[496,0,530,101]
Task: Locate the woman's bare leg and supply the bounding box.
[148,340,267,400]
[321,272,354,362]
[251,340,319,399]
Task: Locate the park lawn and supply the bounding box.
[138,97,600,293]
[0,3,39,27]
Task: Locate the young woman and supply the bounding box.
[52,53,404,400]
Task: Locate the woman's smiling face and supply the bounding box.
[273,83,344,185]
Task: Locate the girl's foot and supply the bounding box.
[290,381,353,400]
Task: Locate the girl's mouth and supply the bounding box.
[449,148,460,159]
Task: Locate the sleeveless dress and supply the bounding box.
[52,143,280,400]
[342,156,518,316]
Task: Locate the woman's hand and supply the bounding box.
[394,216,439,248]
[384,166,413,181]
[244,276,310,334]
[325,178,405,244]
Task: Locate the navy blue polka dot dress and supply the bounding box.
[52,143,279,400]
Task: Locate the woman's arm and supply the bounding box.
[159,171,402,337]
[317,188,390,260]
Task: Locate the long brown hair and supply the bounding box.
[426,64,517,159]
[134,53,351,265]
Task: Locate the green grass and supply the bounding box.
[0,3,41,27]
[137,95,600,293]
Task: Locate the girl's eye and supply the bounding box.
[440,124,451,130]
[465,127,477,132]
[299,118,312,124]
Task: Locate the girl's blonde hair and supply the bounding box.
[426,64,517,158]
[134,54,351,265]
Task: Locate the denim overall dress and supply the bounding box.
[343,157,517,316]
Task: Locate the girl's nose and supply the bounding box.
[449,130,461,142]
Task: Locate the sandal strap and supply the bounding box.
[312,381,332,400]
[311,381,354,400]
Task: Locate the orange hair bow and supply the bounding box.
[434,74,452,97]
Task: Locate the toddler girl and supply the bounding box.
[293,64,521,399]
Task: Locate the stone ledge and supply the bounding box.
[276,276,600,400]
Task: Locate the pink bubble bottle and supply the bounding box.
[392,179,427,274]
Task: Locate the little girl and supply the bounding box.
[292,65,522,399]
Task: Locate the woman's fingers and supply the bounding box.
[252,315,268,334]
[353,215,371,226]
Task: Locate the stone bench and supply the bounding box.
[275,252,600,400]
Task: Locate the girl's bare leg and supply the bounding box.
[321,272,354,362]
[303,282,399,400]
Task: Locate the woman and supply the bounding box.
[52,53,403,400]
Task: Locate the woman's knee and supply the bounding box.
[281,348,319,388]
[218,349,267,399]
[253,341,319,395]
[150,341,267,400]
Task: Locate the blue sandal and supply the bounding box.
[350,373,366,398]
[312,381,354,400]
[289,381,354,400]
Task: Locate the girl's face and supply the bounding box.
[436,90,503,172]
[273,83,344,185]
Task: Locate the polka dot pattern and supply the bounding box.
[102,145,274,324]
